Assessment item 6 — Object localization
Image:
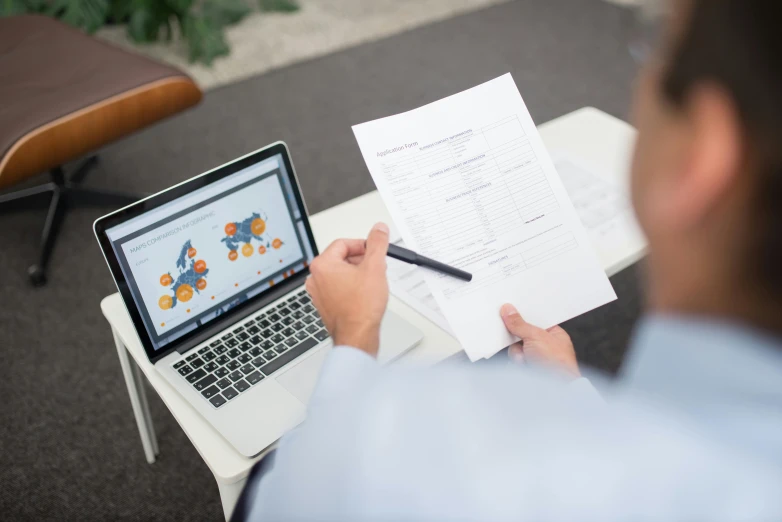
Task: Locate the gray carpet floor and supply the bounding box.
[0,0,642,519]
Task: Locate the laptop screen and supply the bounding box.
[105,153,315,352]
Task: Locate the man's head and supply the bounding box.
[630,0,782,330]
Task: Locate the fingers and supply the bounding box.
[314,223,389,267]
[508,342,525,363]
[345,254,366,265]
[305,276,324,316]
[305,275,317,303]
[321,238,367,261]
[363,222,390,268]
[500,303,547,341]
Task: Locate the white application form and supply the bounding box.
[353,74,616,360]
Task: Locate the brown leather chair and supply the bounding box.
[0,15,202,285]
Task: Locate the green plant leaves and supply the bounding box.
[0,0,109,32]
[127,8,160,41]
[25,0,48,11]
[182,11,229,66]
[46,0,109,33]
[0,0,25,16]
[203,0,250,27]
[1,0,280,66]
[124,0,249,64]
[0,0,41,16]
[180,0,250,65]
[118,0,167,42]
[108,0,134,23]
[163,0,193,13]
[259,0,299,13]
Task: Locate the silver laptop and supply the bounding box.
[94,142,422,457]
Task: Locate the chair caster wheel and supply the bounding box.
[28,265,47,286]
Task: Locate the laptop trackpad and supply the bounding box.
[277,347,330,405]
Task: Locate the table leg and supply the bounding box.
[131,356,160,456]
[217,477,247,521]
[112,327,159,464]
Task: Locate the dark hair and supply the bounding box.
[662,0,782,300]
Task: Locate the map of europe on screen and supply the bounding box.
[157,239,209,310]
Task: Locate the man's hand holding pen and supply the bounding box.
[305,222,391,358]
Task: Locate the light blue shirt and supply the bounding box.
[248,316,782,521]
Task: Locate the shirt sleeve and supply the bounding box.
[568,376,604,406]
[246,346,378,521]
[306,345,378,408]
[244,351,641,522]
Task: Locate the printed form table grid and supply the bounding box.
[380,115,573,299]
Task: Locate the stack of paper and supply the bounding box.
[550,153,646,275]
[353,74,617,360]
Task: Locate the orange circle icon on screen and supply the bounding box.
[187,247,197,258]
[258,245,266,255]
[272,238,283,249]
[228,250,238,261]
[242,243,254,257]
[158,295,173,310]
[160,273,172,286]
[196,278,207,290]
[225,223,237,236]
[177,284,194,302]
[194,259,207,273]
[251,218,266,236]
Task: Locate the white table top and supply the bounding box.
[101,106,640,484]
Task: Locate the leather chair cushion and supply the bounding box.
[0,15,202,189]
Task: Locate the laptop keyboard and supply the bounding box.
[172,289,330,409]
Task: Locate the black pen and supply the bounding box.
[384,243,473,282]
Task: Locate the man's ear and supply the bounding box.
[670,84,744,227]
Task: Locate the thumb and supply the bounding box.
[364,222,390,266]
[500,304,546,342]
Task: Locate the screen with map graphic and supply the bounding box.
[105,154,314,351]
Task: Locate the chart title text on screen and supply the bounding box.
[128,211,215,253]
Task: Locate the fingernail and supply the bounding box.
[509,346,524,363]
[373,222,390,235]
[500,303,518,318]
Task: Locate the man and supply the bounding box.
[240,0,782,519]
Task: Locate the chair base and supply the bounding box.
[0,156,144,286]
